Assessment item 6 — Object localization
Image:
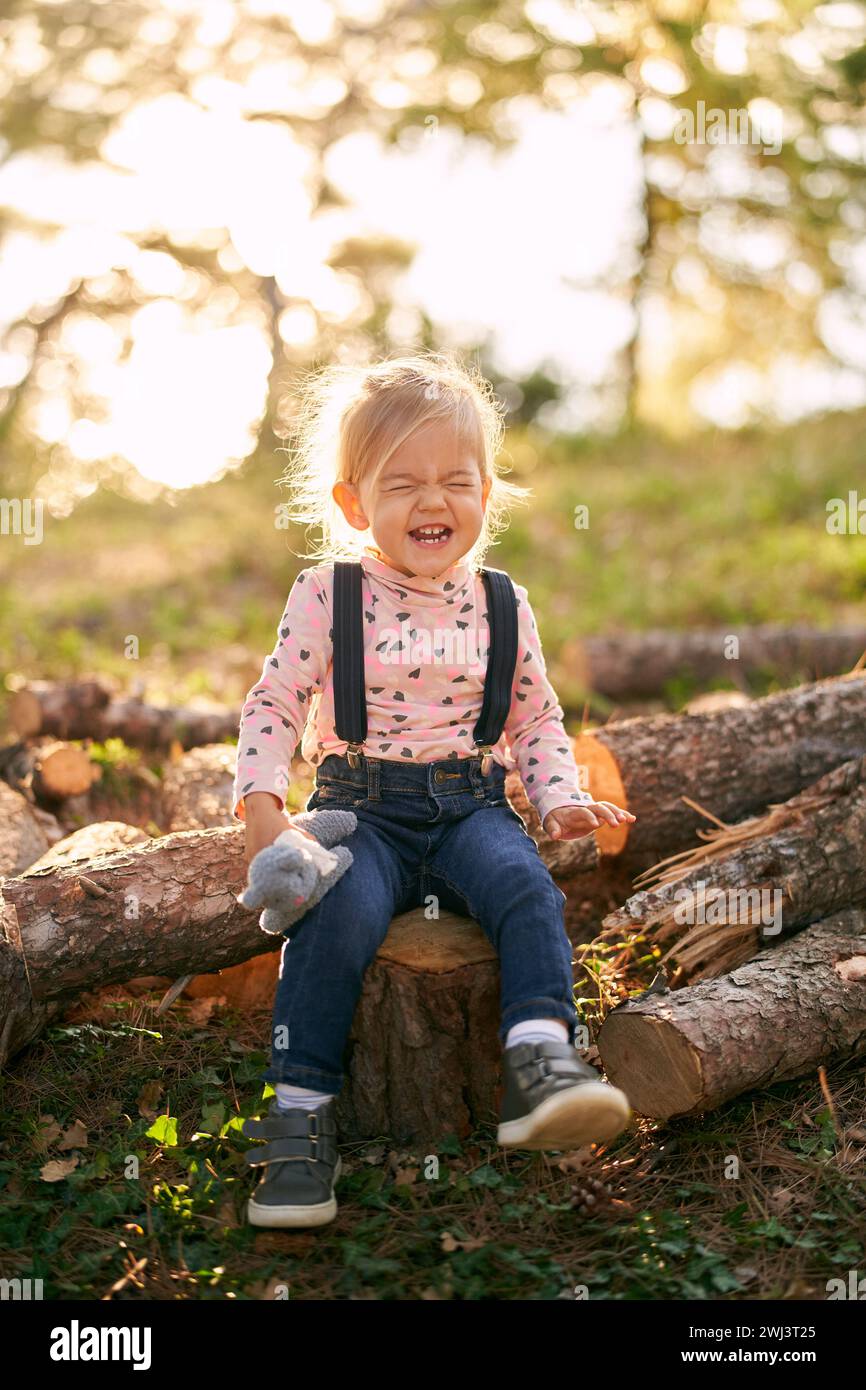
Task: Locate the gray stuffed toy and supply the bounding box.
[237,808,358,936]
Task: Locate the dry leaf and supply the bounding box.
[187,997,222,1025]
[33,1115,62,1152]
[440,1231,487,1253]
[58,1119,88,1152]
[137,1081,163,1120]
[394,1166,419,1187]
[41,1156,80,1182]
[555,1151,592,1174]
[767,1186,795,1214]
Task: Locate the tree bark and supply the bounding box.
[336,907,502,1142]
[0,782,49,877]
[597,907,866,1119]
[564,625,866,699]
[160,744,238,831]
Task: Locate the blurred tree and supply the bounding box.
[0,0,863,503]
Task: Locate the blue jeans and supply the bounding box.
[263,753,577,1095]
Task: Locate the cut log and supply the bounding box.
[29,741,100,803]
[541,672,866,873]
[597,907,866,1119]
[600,754,866,983]
[562,625,866,699]
[8,678,237,751]
[160,743,237,831]
[0,782,49,877]
[7,680,110,740]
[0,826,271,1066]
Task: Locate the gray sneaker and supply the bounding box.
[243,1100,342,1228]
[497,1040,631,1151]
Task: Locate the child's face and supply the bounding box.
[334,418,492,577]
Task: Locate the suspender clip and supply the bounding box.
[346,742,364,769]
[476,744,494,776]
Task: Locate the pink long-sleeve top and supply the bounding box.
[232,548,593,824]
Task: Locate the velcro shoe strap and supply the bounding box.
[540,1057,591,1078]
[243,1112,336,1141]
[245,1136,339,1167]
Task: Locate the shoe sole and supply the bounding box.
[497,1082,631,1151]
[247,1156,342,1229]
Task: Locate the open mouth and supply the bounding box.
[408,525,453,547]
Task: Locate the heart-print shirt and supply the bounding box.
[232,548,593,824]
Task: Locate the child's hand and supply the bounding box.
[542,802,636,841]
[244,793,316,863]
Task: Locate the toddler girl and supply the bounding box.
[233,353,634,1228]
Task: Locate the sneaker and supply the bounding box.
[243,1099,342,1228]
[497,1040,631,1151]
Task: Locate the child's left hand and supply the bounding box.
[542,801,636,840]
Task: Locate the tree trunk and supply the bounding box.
[600,754,866,983]
[597,907,866,1119]
[542,673,866,872]
[0,826,267,1064]
[563,625,866,700]
[160,744,238,831]
[336,907,502,1142]
[0,782,49,877]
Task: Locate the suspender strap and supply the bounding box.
[473,568,519,749]
[332,560,367,748]
[331,560,519,758]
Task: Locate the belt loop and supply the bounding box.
[468,756,484,799]
[366,757,381,801]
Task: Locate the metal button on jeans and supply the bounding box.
[434,770,446,783]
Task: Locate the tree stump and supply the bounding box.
[335,907,502,1143]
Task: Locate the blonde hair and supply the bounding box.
[277,350,529,566]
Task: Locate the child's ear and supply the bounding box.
[332,481,369,532]
[480,474,493,510]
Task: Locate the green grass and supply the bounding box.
[2,410,864,714]
[1,994,863,1301]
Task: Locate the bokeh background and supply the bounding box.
[1,0,864,709]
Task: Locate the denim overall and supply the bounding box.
[263,564,578,1095]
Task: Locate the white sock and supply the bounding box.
[505,1018,569,1049]
[275,1083,333,1111]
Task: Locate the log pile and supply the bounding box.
[7,677,238,751]
[2,668,866,1140]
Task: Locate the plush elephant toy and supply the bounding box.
[238,809,358,937]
